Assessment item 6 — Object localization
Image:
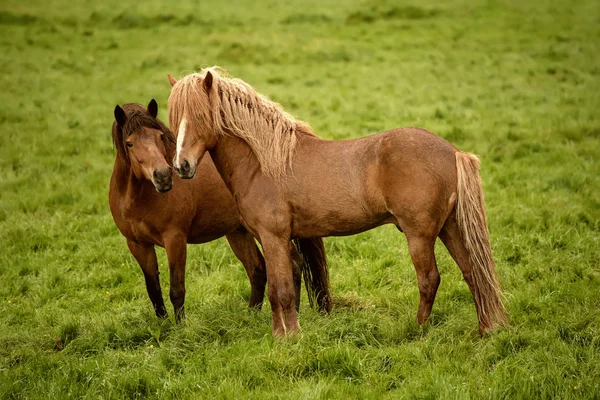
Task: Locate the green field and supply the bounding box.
[1,0,599,398]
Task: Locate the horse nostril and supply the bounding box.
[182,159,190,173]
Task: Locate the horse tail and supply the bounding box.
[455,151,508,331]
[293,238,332,314]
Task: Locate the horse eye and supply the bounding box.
[126,142,134,148]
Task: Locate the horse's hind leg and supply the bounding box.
[438,212,481,325]
[290,244,303,313]
[404,234,440,325]
[225,229,267,309]
[127,240,167,318]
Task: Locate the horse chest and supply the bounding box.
[119,202,165,246]
[129,219,164,246]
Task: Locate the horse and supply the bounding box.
[167,67,508,337]
[109,100,332,321]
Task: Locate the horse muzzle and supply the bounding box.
[173,158,196,179]
[152,168,173,193]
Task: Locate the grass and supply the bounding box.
[0,0,599,398]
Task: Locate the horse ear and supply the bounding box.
[168,74,177,87]
[203,71,213,92]
[147,99,158,118]
[114,105,127,126]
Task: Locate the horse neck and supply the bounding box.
[209,129,320,190]
[110,157,152,201]
[209,134,263,192]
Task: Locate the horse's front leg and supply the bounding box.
[261,232,299,337]
[164,232,187,322]
[127,240,168,318]
[225,229,267,309]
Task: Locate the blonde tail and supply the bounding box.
[456,152,508,331]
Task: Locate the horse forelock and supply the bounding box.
[112,103,176,166]
[169,67,318,179]
[168,73,213,144]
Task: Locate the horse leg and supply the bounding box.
[290,243,303,313]
[438,213,485,331]
[260,232,299,337]
[164,232,187,322]
[293,238,332,314]
[225,229,267,309]
[405,234,440,325]
[127,240,167,318]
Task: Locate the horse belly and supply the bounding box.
[289,155,390,237]
[291,198,390,238]
[187,232,227,244]
[186,209,239,244]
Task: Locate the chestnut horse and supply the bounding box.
[167,68,508,336]
[109,100,331,321]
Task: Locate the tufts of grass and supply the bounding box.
[0,11,38,26]
[346,3,440,24]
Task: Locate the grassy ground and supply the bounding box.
[1,0,599,398]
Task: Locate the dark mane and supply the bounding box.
[112,103,176,165]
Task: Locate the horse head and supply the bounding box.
[113,100,175,193]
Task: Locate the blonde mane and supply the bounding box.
[168,67,314,179]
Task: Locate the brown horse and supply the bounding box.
[167,67,508,337]
[109,100,331,321]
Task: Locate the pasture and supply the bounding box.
[1,0,599,398]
